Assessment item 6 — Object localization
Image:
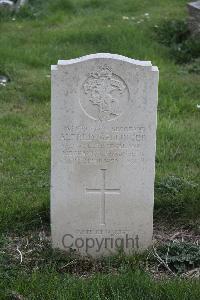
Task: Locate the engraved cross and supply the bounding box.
[86,169,120,225]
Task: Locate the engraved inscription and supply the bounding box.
[76,229,131,236]
[80,65,130,121]
[86,169,120,225]
[61,125,145,164]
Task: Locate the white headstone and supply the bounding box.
[51,53,159,256]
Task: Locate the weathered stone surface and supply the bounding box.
[0,0,28,13]
[187,1,200,35]
[0,75,9,86]
[0,0,14,11]
[51,53,159,256]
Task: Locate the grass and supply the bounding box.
[0,231,200,299]
[2,270,200,300]
[0,0,200,298]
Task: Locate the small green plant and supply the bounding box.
[48,0,75,13]
[155,176,199,221]
[16,4,37,19]
[155,20,200,63]
[186,58,200,74]
[156,241,200,274]
[155,20,190,46]
[0,6,14,20]
[81,0,107,9]
[155,176,197,195]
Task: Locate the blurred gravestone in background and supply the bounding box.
[0,75,9,87]
[0,0,28,12]
[187,1,200,35]
[0,0,14,11]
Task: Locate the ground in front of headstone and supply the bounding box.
[2,224,199,280]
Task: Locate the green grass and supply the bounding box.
[0,234,200,299]
[2,269,200,300]
[0,0,200,298]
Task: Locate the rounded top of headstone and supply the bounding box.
[57,53,153,67]
[0,0,14,7]
[187,1,200,9]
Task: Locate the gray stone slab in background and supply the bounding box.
[187,1,200,35]
[0,0,14,11]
